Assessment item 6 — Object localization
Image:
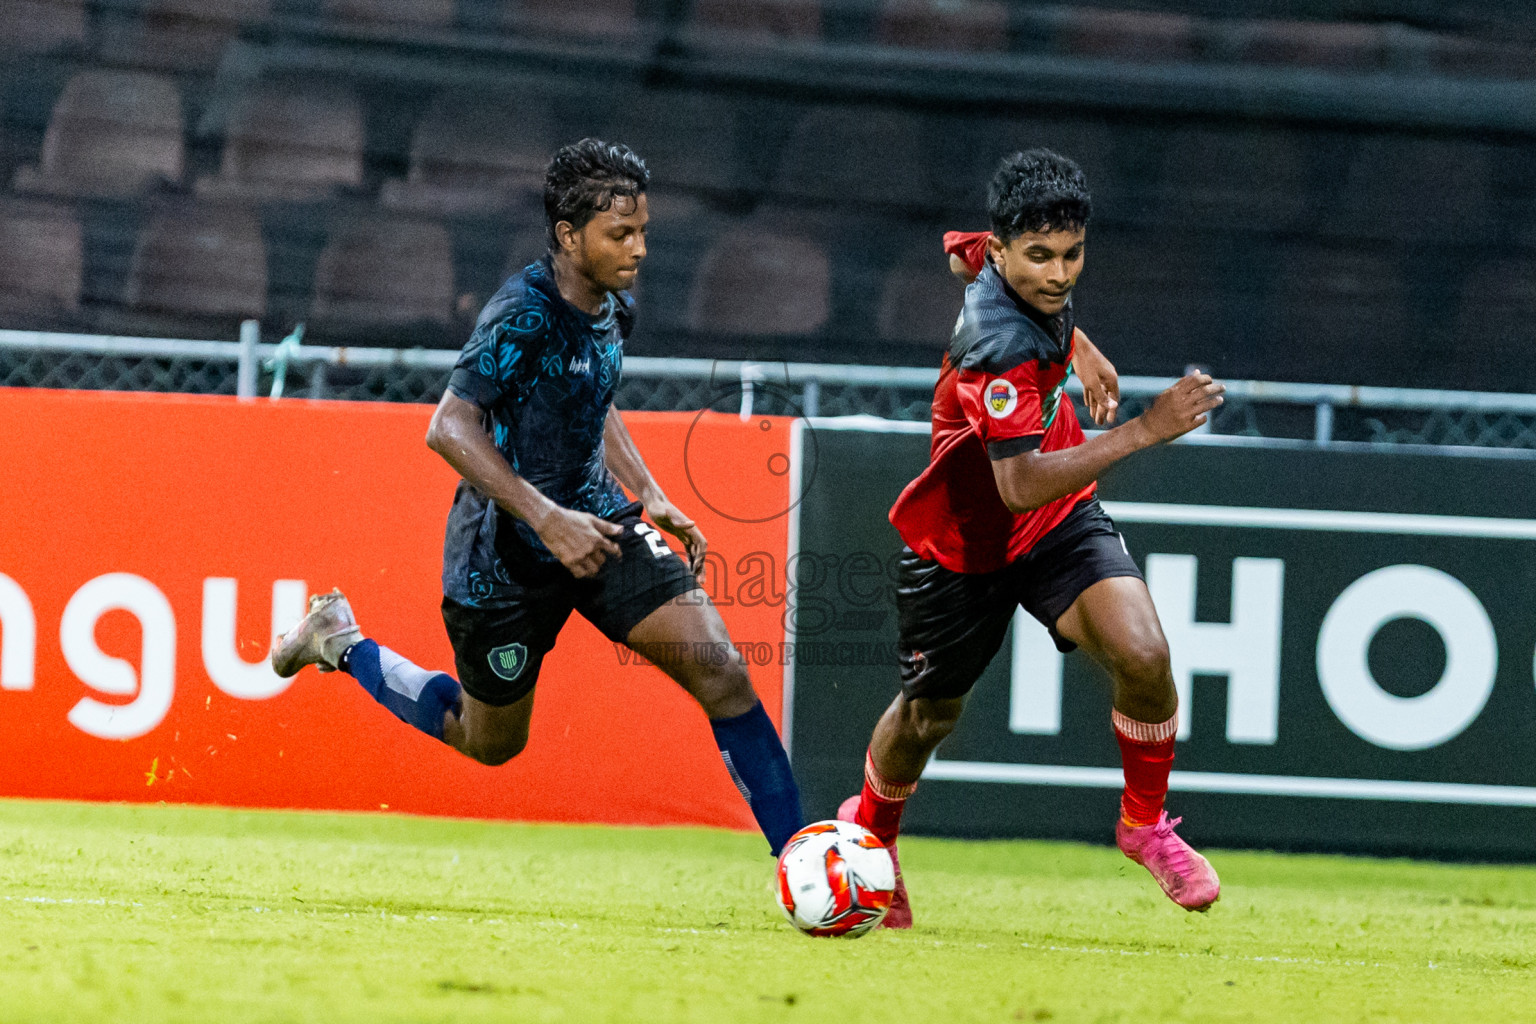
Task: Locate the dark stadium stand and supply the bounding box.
[773,106,933,211]
[0,199,82,312]
[99,0,272,72]
[311,215,457,332]
[1152,125,1310,235]
[126,205,269,319]
[874,0,1008,53]
[0,0,85,54]
[196,80,364,202]
[13,71,184,198]
[380,89,552,216]
[876,260,969,348]
[688,218,831,338]
[511,0,639,39]
[0,0,1532,389]
[324,0,455,29]
[1455,257,1536,361]
[691,0,824,41]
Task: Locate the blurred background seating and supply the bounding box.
[0,0,1531,391]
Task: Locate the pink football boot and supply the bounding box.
[838,795,911,929]
[1116,812,1221,911]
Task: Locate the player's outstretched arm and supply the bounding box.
[1072,329,1120,426]
[602,408,708,577]
[990,372,1224,514]
[426,391,622,578]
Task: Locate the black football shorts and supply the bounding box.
[441,508,697,706]
[896,496,1143,702]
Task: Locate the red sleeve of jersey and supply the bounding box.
[956,361,1046,460]
[942,231,990,276]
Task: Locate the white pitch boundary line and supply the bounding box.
[923,759,1536,806]
[1101,502,1536,539]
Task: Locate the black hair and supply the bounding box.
[987,148,1092,243]
[544,138,650,248]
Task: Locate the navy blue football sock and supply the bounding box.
[710,701,806,856]
[340,639,461,742]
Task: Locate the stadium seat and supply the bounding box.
[877,259,966,348]
[875,0,1007,53]
[311,217,456,328]
[323,0,454,29]
[511,0,638,37]
[773,106,931,210]
[691,0,821,41]
[1154,125,1308,233]
[606,91,753,196]
[380,90,553,216]
[1061,8,1196,63]
[0,200,82,311]
[0,0,84,53]
[1454,259,1536,364]
[1238,19,1385,71]
[1324,136,1493,243]
[126,206,268,318]
[1271,243,1409,377]
[1073,230,1213,372]
[687,220,829,336]
[13,71,184,199]
[929,115,1121,220]
[197,81,364,202]
[99,0,272,71]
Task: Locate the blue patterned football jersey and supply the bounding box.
[441,256,634,607]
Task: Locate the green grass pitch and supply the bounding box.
[2,799,1533,1023]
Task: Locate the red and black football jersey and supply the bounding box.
[888,260,1094,574]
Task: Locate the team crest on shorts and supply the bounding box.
[487,642,528,682]
[987,378,1018,418]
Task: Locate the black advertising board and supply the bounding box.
[786,423,1536,858]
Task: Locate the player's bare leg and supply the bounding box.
[1056,576,1220,911]
[625,592,804,855]
[272,588,533,767]
[442,688,535,766]
[837,692,966,928]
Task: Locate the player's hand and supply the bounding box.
[538,508,623,579]
[645,497,708,581]
[1072,330,1120,426]
[1138,372,1225,444]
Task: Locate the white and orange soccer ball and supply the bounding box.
[775,820,896,937]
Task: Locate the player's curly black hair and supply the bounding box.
[987,149,1092,243]
[544,138,650,249]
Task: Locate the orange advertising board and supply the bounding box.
[0,388,796,834]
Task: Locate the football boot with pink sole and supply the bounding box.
[1116,811,1221,911]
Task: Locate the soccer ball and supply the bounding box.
[775,820,896,937]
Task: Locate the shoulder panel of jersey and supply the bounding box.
[948,266,1061,377]
[448,263,553,409]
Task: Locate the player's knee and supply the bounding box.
[1113,636,1172,691]
[694,661,757,719]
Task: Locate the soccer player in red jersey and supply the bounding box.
[839,150,1225,925]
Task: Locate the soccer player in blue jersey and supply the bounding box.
[271,139,805,855]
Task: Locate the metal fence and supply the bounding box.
[4,324,1536,450]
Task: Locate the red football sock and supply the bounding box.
[855,749,917,848]
[1112,709,1178,828]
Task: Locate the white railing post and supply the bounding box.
[739,363,766,422]
[236,320,259,399]
[1314,401,1335,444]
